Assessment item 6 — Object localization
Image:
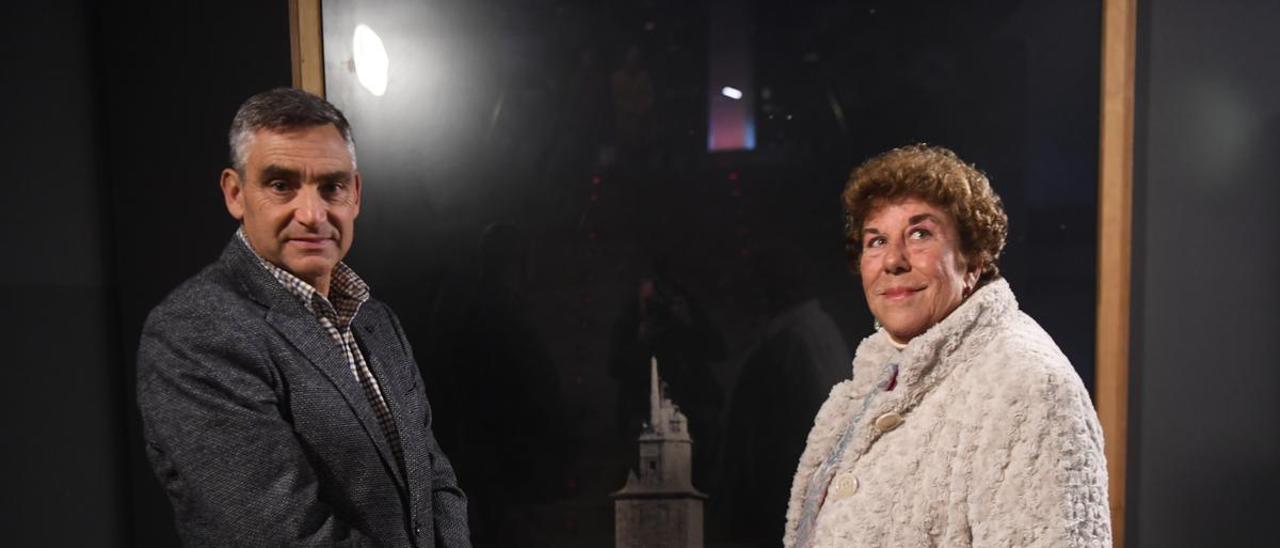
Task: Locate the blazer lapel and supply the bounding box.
[352,312,422,486]
[263,307,405,489]
[221,237,408,489]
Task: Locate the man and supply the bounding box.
[137,88,470,547]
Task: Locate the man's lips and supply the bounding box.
[285,236,336,250]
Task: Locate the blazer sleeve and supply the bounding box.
[386,306,472,548]
[969,363,1113,548]
[137,306,377,547]
[425,427,471,548]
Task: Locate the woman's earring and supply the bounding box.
[873,318,882,331]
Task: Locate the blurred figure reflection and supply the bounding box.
[718,244,851,547]
[609,256,726,486]
[443,223,571,548]
[610,44,657,169]
[553,46,612,170]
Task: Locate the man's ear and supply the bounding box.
[221,168,246,221]
[350,171,362,218]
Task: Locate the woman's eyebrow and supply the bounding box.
[908,213,941,225]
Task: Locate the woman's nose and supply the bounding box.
[882,239,909,273]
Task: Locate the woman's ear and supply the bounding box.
[963,257,983,295]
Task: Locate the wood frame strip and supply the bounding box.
[288,0,326,97]
[1097,0,1137,546]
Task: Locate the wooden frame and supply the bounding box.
[1097,0,1136,545]
[291,1,1139,544]
[288,0,325,97]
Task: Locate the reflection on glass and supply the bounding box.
[708,0,755,151]
[352,24,388,96]
[321,0,1101,546]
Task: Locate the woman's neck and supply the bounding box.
[883,329,909,349]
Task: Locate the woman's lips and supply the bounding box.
[880,286,923,299]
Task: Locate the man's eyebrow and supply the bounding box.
[259,164,301,182]
[317,171,353,185]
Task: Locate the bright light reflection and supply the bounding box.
[720,86,743,100]
[353,24,389,96]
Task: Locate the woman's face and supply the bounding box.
[858,197,980,344]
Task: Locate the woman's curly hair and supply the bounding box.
[842,144,1008,285]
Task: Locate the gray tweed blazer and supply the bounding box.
[137,237,471,547]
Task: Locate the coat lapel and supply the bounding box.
[838,280,1019,467]
[220,236,408,490]
[354,310,426,490]
[265,307,407,489]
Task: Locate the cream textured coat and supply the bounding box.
[783,279,1111,547]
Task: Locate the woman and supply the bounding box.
[784,145,1111,547]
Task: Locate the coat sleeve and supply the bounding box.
[386,306,473,548]
[424,427,471,547]
[137,305,376,547]
[969,361,1113,548]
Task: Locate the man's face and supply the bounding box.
[220,124,360,295]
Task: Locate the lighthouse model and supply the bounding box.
[613,357,708,548]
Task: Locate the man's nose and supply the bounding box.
[293,187,327,226]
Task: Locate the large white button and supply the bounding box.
[874,412,904,433]
[828,471,859,502]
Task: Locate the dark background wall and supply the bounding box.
[1128,0,1280,546]
[3,1,119,545]
[3,1,290,546]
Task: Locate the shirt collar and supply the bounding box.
[236,227,370,327]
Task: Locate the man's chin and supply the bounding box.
[283,257,336,282]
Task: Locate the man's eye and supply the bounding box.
[268,181,290,192]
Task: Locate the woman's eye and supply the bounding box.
[909,228,931,240]
[866,236,885,248]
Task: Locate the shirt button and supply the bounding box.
[828,471,859,502]
[874,412,904,433]
[414,520,422,535]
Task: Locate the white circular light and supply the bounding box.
[353,24,389,96]
[721,86,743,100]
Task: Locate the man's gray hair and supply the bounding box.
[229,87,357,172]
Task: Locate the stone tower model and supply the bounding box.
[613,357,707,548]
